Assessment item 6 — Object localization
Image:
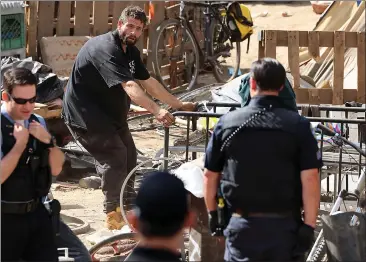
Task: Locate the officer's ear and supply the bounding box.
[183,210,197,228]
[1,92,10,102]
[249,77,257,91]
[126,209,138,232]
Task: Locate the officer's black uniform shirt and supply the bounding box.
[204,95,323,212]
[62,30,150,133]
[125,247,181,262]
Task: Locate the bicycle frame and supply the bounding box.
[178,1,231,65]
[307,124,366,261]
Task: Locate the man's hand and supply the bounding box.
[154,108,175,127]
[28,120,52,144]
[293,223,315,255]
[178,102,197,112]
[208,210,219,235]
[13,123,29,148]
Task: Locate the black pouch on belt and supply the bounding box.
[49,199,61,236]
[30,150,52,197]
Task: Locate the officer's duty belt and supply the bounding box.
[233,209,293,218]
[1,199,40,214]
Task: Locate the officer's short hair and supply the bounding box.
[134,171,189,238]
[2,68,37,95]
[119,5,148,26]
[250,58,286,91]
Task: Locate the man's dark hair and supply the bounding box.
[138,216,186,238]
[119,5,148,26]
[250,58,286,91]
[134,171,189,238]
[2,68,38,95]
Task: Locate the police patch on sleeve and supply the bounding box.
[317,149,322,160]
[310,123,317,138]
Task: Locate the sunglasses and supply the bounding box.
[8,93,37,105]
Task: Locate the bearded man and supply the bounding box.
[62,5,196,230]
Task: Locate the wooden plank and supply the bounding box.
[134,2,148,57]
[333,31,345,105]
[257,31,265,59]
[146,1,166,72]
[308,31,320,61]
[318,31,334,47]
[275,30,307,47]
[160,60,185,77]
[37,1,55,40]
[357,32,365,103]
[74,1,92,36]
[112,2,130,29]
[26,1,38,59]
[345,31,358,48]
[264,30,276,58]
[295,88,357,105]
[93,1,110,36]
[160,42,196,57]
[56,1,72,36]
[287,31,300,89]
[275,30,358,48]
[166,4,180,19]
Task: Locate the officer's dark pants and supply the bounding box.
[56,220,91,262]
[224,216,302,262]
[67,125,137,213]
[1,204,58,261]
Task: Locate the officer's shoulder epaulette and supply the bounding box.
[220,107,256,130]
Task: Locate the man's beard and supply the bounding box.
[121,33,138,46]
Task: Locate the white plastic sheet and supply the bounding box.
[174,162,204,198]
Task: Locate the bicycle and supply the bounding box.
[89,157,188,262]
[152,1,243,92]
[307,123,366,262]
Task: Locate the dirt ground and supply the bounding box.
[52,2,322,250]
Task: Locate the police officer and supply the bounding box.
[203,58,322,261]
[1,67,65,261]
[125,171,195,262]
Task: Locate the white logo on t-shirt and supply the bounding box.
[129,60,135,75]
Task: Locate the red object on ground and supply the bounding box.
[311,1,332,14]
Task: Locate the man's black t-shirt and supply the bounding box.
[62,30,150,133]
[125,247,181,262]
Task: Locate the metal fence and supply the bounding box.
[163,103,365,199]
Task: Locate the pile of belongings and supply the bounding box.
[1,56,67,104]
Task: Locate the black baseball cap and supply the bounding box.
[134,171,189,237]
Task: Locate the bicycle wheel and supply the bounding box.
[120,157,184,229]
[88,232,138,262]
[152,19,200,92]
[209,18,241,83]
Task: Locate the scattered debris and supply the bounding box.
[253,11,269,18]
[79,176,102,189]
[86,225,133,245]
[282,11,292,17]
[310,1,332,15]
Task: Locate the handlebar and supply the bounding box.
[317,123,366,157]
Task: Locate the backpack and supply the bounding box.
[226,2,254,53]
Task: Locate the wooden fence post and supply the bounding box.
[146,1,166,74]
[26,1,38,59]
[333,31,345,105]
[93,1,110,36]
[357,32,365,103]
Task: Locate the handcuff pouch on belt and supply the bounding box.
[45,198,62,236]
[214,186,230,236]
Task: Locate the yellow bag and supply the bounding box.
[226,2,254,53]
[198,116,219,130]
